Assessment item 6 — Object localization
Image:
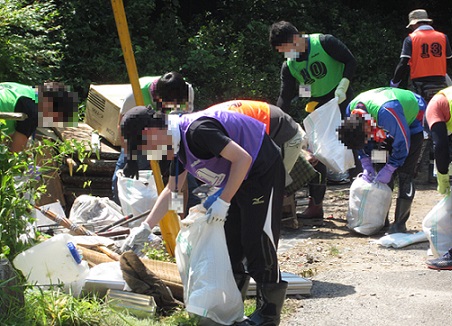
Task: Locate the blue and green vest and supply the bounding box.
[349,87,419,125]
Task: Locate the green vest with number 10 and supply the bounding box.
[287,34,344,97]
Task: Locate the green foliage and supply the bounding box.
[142,241,176,263]
[0,132,41,261]
[0,129,92,261]
[1,0,452,115]
[0,0,64,85]
[1,287,199,325]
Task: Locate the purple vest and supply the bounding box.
[178,110,265,187]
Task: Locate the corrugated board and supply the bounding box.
[85,84,132,146]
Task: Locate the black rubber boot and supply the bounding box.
[248,281,288,326]
[388,198,412,234]
[234,273,251,301]
[298,184,326,225]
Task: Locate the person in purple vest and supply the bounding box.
[120,72,288,325]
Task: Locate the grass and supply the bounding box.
[0,286,260,326]
[1,244,295,325]
[329,245,340,256]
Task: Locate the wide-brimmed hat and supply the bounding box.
[406,9,433,28]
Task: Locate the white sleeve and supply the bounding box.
[120,92,137,115]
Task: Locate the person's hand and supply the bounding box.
[123,160,139,179]
[359,157,375,183]
[375,164,397,184]
[334,78,350,104]
[120,222,152,254]
[390,80,400,88]
[303,150,318,166]
[205,198,230,223]
[436,172,451,195]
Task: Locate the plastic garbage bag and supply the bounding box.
[422,194,452,257]
[117,169,158,227]
[372,231,428,248]
[303,97,355,173]
[175,204,245,325]
[347,176,392,235]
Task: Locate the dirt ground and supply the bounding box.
[277,181,452,326]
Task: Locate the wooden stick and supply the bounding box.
[33,204,94,236]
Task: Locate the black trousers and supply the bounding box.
[225,156,285,284]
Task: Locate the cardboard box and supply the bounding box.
[85,84,132,146]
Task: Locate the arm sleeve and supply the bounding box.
[276,62,298,113]
[14,97,38,138]
[431,122,450,174]
[392,37,412,84]
[446,35,452,59]
[321,34,357,81]
[392,57,410,84]
[378,103,411,167]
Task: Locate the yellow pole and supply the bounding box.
[110,0,179,256]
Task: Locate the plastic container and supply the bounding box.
[12,233,89,293]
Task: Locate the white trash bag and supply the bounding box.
[70,194,124,232]
[116,169,158,227]
[347,176,392,235]
[373,231,428,249]
[303,97,355,173]
[175,204,245,325]
[422,194,452,257]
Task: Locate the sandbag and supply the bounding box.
[175,204,245,325]
[303,97,355,173]
[422,194,452,257]
[116,169,158,227]
[347,176,392,235]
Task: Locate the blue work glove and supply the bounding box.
[375,164,397,184]
[205,197,230,223]
[390,80,400,88]
[360,157,375,183]
[203,188,224,210]
[436,172,451,195]
[123,160,139,179]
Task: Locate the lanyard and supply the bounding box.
[174,154,179,193]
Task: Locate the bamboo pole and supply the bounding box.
[110,0,180,256]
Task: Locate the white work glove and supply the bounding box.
[334,78,350,104]
[205,197,230,223]
[120,222,152,254]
